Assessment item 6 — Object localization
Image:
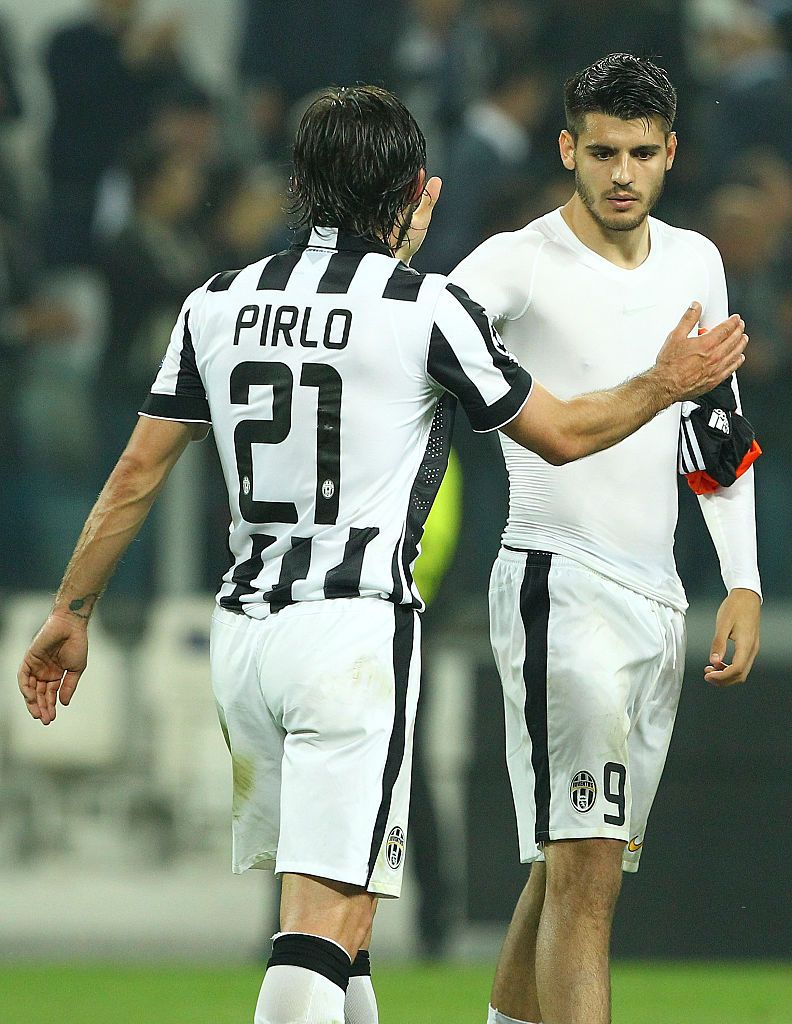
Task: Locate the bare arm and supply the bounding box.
[503,303,747,465]
[17,416,200,725]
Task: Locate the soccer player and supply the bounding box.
[17,85,745,1024]
[449,53,762,1024]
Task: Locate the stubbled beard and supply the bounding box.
[575,169,666,232]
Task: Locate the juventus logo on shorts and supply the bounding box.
[386,826,405,869]
[569,770,597,812]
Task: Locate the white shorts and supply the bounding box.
[489,548,685,872]
[209,597,421,897]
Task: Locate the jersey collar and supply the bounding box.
[293,225,392,256]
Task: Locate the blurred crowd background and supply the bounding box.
[1,0,790,603]
[0,0,790,963]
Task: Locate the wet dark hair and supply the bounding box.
[564,53,677,139]
[288,85,426,247]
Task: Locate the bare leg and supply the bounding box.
[358,917,375,952]
[255,874,377,1023]
[536,839,624,1024]
[490,862,546,1021]
[279,872,377,958]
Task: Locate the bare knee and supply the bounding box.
[543,839,624,920]
[280,873,377,957]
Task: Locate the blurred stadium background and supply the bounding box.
[0,0,790,1020]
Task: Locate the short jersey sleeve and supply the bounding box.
[427,283,532,433]
[139,289,211,423]
[450,229,543,324]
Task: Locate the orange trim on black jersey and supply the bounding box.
[685,439,762,495]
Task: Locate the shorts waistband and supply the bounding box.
[497,547,686,615]
[500,546,554,567]
[498,546,599,575]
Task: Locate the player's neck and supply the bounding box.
[561,195,651,270]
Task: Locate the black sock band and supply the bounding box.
[267,933,351,993]
[349,948,371,978]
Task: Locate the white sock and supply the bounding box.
[345,974,378,1023]
[487,1005,541,1024]
[256,932,351,1024]
[345,949,377,1023]
[255,964,345,1023]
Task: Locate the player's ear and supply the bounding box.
[410,167,426,203]
[665,131,677,171]
[559,130,576,170]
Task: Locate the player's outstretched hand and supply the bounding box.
[17,613,88,725]
[655,302,748,402]
[704,588,761,687]
[394,176,442,263]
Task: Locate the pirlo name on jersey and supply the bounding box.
[140,225,533,616]
[233,303,352,350]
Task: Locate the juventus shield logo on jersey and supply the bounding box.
[321,479,335,499]
[569,770,597,812]
[386,826,405,869]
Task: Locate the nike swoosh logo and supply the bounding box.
[628,836,643,852]
[622,303,659,314]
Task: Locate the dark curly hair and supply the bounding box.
[564,53,677,139]
[288,85,426,249]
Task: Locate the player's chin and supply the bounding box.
[600,207,648,232]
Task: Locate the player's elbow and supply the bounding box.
[506,425,577,465]
[539,433,580,466]
[503,389,590,465]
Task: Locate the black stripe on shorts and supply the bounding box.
[366,604,414,884]
[518,550,552,843]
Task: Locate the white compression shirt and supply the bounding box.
[451,208,761,611]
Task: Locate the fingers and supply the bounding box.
[708,628,729,672]
[702,319,748,386]
[59,669,83,706]
[702,312,742,343]
[704,638,756,687]
[22,683,43,720]
[676,300,702,335]
[719,329,748,379]
[34,676,61,725]
[18,661,45,720]
[704,657,752,686]
[18,658,66,725]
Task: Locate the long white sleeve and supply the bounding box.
[697,467,762,597]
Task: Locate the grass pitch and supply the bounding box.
[2,961,790,1023]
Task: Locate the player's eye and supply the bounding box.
[592,150,612,160]
[634,150,655,160]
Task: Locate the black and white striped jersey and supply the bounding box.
[140,226,532,615]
